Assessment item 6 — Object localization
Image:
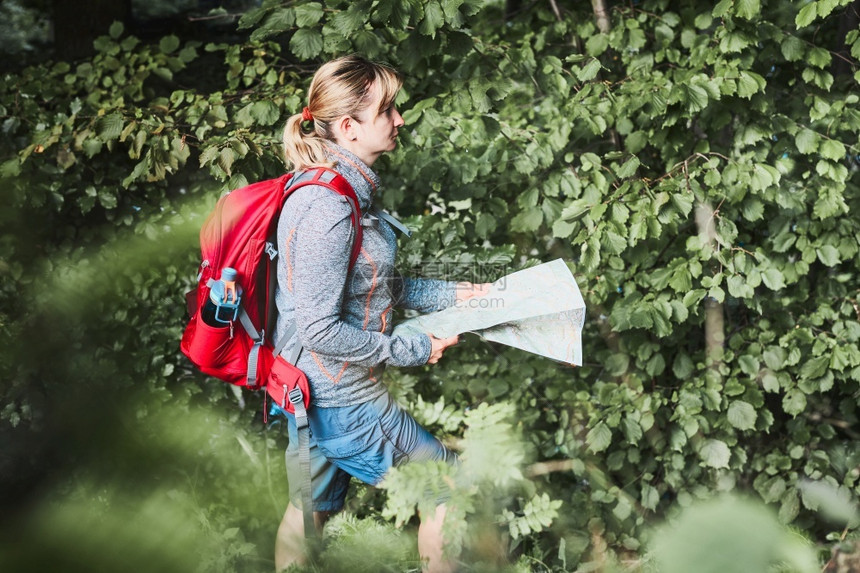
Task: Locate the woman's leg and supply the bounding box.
[309,394,459,571]
[275,503,305,570]
[275,408,350,571]
[275,504,334,571]
[418,503,455,573]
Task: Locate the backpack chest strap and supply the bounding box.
[361,208,412,237]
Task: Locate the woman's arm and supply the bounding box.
[394,276,457,313]
[290,194,430,367]
[395,277,491,313]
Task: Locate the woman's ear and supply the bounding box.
[333,114,358,143]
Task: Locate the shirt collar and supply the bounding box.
[324,142,380,211]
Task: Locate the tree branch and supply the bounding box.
[548,0,562,22]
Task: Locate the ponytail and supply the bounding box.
[282,112,335,171]
[282,54,402,171]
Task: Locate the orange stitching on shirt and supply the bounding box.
[380,304,392,333]
[310,350,349,384]
[361,247,378,330]
[328,147,377,190]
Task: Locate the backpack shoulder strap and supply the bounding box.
[284,167,363,270]
[267,167,364,352]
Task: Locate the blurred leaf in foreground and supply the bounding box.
[649,495,818,573]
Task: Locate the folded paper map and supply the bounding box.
[393,259,586,365]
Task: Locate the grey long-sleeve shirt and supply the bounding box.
[273,143,456,408]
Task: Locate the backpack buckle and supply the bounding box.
[264,242,278,260]
[288,387,304,405]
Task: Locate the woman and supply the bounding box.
[273,54,486,572]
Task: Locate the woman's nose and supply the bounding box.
[393,108,404,128]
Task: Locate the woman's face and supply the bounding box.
[340,81,404,167]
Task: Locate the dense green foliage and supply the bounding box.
[1,0,859,571]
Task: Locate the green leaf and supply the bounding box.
[250,101,281,125]
[625,131,648,153]
[353,29,384,57]
[552,219,576,238]
[419,1,445,37]
[475,212,496,238]
[199,146,219,168]
[795,3,818,28]
[330,4,366,36]
[96,113,124,141]
[772,230,796,252]
[441,0,467,22]
[727,275,754,298]
[673,353,695,379]
[122,158,149,187]
[820,139,846,160]
[159,35,180,54]
[646,353,666,376]
[761,268,786,290]
[695,12,714,28]
[807,46,832,69]
[586,34,609,56]
[602,230,627,254]
[735,0,761,20]
[615,156,640,179]
[607,353,630,376]
[586,422,612,453]
[749,163,777,191]
[830,346,854,372]
[578,59,602,82]
[762,370,780,392]
[727,401,757,430]
[799,355,830,379]
[795,128,819,154]
[0,158,20,178]
[109,21,124,39]
[798,481,860,525]
[739,354,760,375]
[289,28,323,59]
[741,198,764,221]
[816,245,840,266]
[763,347,786,370]
[699,439,731,468]
[681,83,709,112]
[510,207,543,233]
[218,147,235,177]
[780,35,805,61]
[737,71,766,98]
[294,2,324,27]
[253,8,295,40]
[712,0,732,17]
[238,7,267,30]
[817,0,848,19]
[98,189,117,209]
[623,417,643,444]
[783,389,807,416]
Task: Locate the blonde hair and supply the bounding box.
[283,54,402,171]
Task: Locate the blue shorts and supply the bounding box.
[277,391,457,512]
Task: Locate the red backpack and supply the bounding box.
[180,168,363,411]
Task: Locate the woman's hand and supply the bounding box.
[427,334,459,364]
[455,282,491,305]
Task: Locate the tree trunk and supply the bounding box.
[589,0,620,147]
[52,0,132,61]
[591,0,611,34]
[696,203,725,370]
